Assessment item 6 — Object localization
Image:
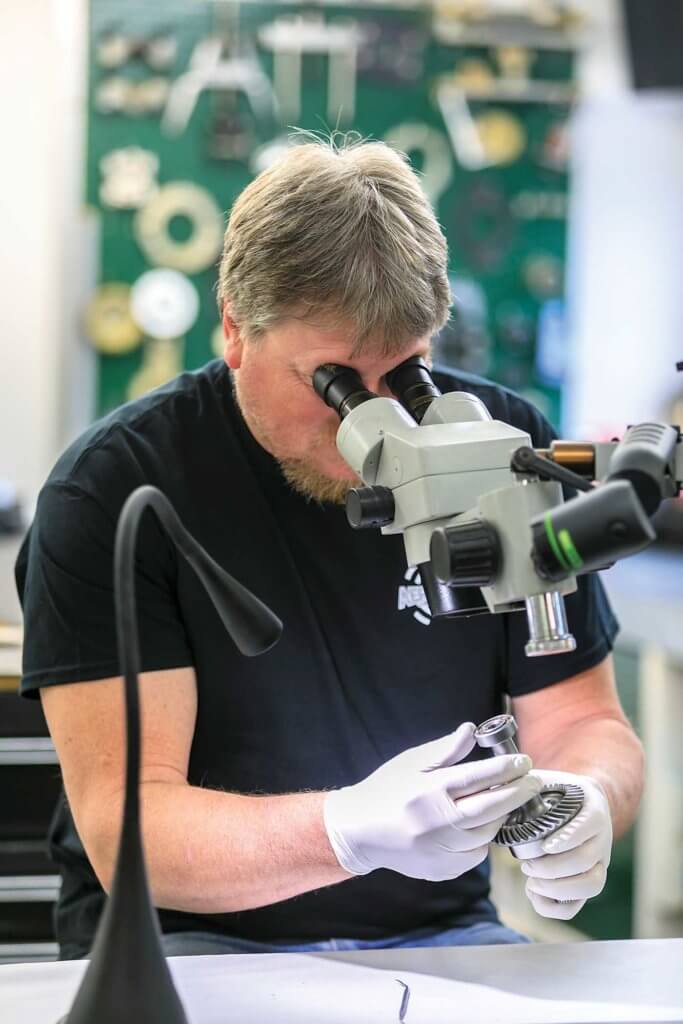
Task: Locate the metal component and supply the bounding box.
[94,76,129,114]
[162,37,276,137]
[475,713,584,850]
[0,737,58,766]
[395,979,411,1022]
[511,445,593,491]
[99,147,159,210]
[84,283,143,355]
[473,110,527,165]
[95,76,170,116]
[524,591,576,656]
[544,441,596,477]
[522,252,563,299]
[130,269,199,340]
[134,182,224,274]
[473,713,519,755]
[496,783,584,847]
[127,338,185,402]
[511,190,568,219]
[125,77,171,116]
[0,875,61,902]
[258,15,363,124]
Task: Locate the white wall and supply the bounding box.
[0,0,92,508]
[0,0,92,621]
[564,0,683,437]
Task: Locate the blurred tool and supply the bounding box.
[511,190,567,219]
[434,276,492,376]
[127,338,185,401]
[522,253,563,299]
[96,28,178,71]
[207,104,254,162]
[95,76,170,116]
[130,269,199,340]
[162,36,276,137]
[134,182,224,274]
[475,713,583,857]
[432,0,585,47]
[452,181,515,271]
[383,123,452,206]
[358,19,426,85]
[84,283,143,356]
[99,147,159,209]
[495,301,535,354]
[258,14,363,123]
[494,44,535,81]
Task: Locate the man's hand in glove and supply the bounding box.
[323,722,543,882]
[515,769,613,920]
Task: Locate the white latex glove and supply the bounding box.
[323,722,543,882]
[515,769,613,920]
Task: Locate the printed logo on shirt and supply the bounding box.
[397,566,431,626]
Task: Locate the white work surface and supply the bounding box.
[2,939,682,1023]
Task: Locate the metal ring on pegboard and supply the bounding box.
[134,181,225,274]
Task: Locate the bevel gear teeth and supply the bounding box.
[494,783,584,848]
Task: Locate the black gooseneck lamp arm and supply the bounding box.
[60,485,283,1024]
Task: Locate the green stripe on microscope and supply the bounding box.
[558,528,584,570]
[544,513,571,572]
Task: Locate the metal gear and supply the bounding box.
[474,713,584,849]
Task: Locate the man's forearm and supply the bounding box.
[93,783,351,914]
[531,717,644,839]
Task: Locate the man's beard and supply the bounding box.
[232,372,360,505]
[278,458,357,505]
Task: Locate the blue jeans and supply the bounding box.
[160,918,529,956]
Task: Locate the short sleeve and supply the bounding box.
[15,481,194,698]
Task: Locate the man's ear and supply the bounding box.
[222,306,243,369]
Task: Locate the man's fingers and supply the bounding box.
[439,753,533,798]
[417,723,476,771]
[451,775,544,829]
[526,886,586,920]
[540,805,600,856]
[520,835,603,880]
[525,862,607,902]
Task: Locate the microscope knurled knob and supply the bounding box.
[431,519,500,587]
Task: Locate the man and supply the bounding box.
[16,138,643,960]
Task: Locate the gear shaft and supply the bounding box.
[474,714,584,855]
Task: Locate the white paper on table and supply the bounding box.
[2,951,682,1024]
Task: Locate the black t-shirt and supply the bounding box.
[15,359,618,958]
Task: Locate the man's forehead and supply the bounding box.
[298,333,430,371]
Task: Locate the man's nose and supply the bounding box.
[363,374,393,398]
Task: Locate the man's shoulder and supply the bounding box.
[48,360,231,493]
[431,363,556,447]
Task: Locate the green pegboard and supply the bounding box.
[87,2,574,423]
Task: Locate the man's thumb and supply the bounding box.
[419,722,476,771]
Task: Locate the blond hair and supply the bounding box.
[217,134,451,354]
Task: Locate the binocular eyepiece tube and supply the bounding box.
[313,356,441,425]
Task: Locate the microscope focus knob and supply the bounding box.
[430,519,501,587]
[346,486,395,529]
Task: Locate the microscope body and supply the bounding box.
[335,386,577,655]
[314,357,682,658]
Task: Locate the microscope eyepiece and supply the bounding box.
[313,364,376,419]
[385,356,441,424]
